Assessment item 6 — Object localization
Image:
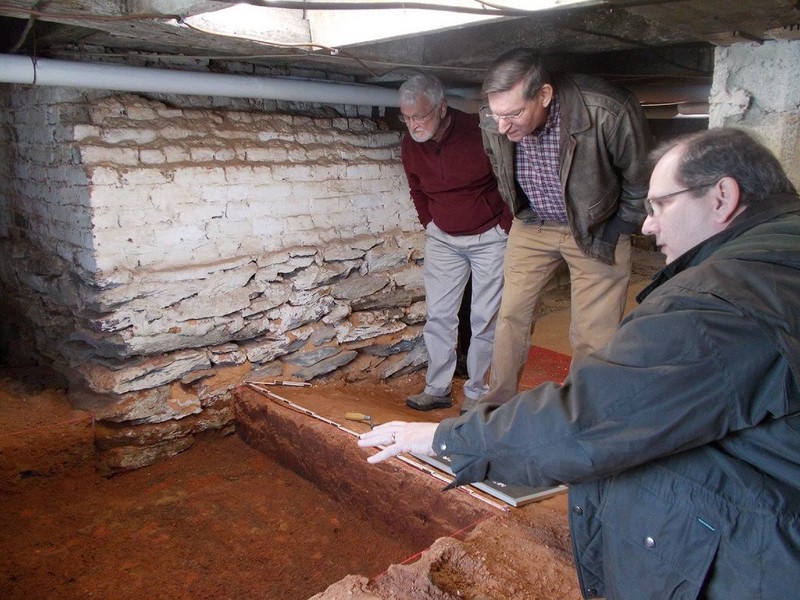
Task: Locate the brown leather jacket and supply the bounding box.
[480,73,652,264]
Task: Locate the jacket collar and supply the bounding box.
[637,193,800,302]
[553,73,591,135]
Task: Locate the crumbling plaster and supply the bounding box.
[710,40,800,187]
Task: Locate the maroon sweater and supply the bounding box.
[401,108,511,236]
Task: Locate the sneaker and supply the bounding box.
[406,392,452,411]
[460,396,479,415]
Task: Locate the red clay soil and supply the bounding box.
[1,428,430,600]
[1,365,582,600]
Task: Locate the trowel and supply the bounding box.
[344,412,374,428]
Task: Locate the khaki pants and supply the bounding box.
[486,218,632,403]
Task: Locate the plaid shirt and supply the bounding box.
[515,95,567,223]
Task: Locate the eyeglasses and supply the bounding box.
[399,104,439,125]
[644,183,716,217]
[484,103,528,123]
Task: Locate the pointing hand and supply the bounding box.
[358,421,438,464]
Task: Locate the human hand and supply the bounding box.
[357,421,438,464]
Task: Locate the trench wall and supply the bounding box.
[0,81,425,472]
[234,386,494,544]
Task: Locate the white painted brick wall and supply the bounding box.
[60,95,417,274]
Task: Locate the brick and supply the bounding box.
[139,149,167,165]
[345,163,382,179]
[152,223,207,246]
[190,148,218,162]
[95,223,153,246]
[251,215,285,238]
[156,108,184,118]
[117,204,166,229]
[222,165,256,184]
[73,124,101,141]
[91,207,121,230]
[161,126,191,140]
[205,218,253,238]
[214,148,237,161]
[162,145,190,162]
[257,131,294,142]
[102,128,158,144]
[80,146,139,166]
[273,163,315,181]
[172,203,226,224]
[125,105,158,121]
[121,169,170,186]
[86,166,122,187]
[90,185,151,210]
[171,167,227,186]
[244,147,280,162]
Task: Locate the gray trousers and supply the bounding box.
[422,222,507,400]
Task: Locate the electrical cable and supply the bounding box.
[179,17,379,76]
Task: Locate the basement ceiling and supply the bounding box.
[1,0,799,109]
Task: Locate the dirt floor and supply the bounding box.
[0,368,581,600]
[0,248,664,599]
[1,431,420,600]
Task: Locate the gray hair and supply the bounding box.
[398,73,446,106]
[651,128,796,206]
[481,48,552,100]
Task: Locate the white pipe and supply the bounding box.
[0,54,402,107]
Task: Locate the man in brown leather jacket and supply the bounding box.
[475,48,652,406]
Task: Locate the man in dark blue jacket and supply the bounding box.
[360,128,800,599]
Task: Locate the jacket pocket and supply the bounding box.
[597,473,721,600]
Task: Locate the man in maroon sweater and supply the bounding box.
[399,73,512,413]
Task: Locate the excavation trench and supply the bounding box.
[1,379,503,600]
[234,385,497,547]
[232,384,582,600]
